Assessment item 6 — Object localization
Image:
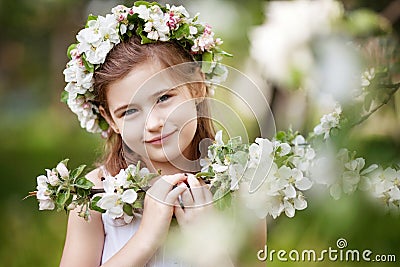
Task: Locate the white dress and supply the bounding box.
[101,213,186,266]
[100,167,188,266]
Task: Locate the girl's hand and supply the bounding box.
[138,174,188,249]
[173,174,214,232]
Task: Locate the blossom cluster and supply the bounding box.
[199,130,314,218]
[94,164,156,223]
[366,166,400,208]
[313,104,342,139]
[32,160,156,221]
[250,0,343,87]
[33,159,95,220]
[62,1,229,135]
[31,122,400,221]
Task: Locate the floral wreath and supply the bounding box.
[62,1,230,136]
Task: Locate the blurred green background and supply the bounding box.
[0,0,399,266]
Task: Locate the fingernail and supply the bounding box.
[178,182,187,188]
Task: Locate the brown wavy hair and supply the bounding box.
[93,36,215,175]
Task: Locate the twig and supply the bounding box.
[351,85,399,127]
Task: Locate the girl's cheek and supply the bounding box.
[121,119,146,153]
[167,98,198,127]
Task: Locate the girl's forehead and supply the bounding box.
[107,62,197,102]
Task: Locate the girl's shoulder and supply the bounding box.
[85,166,106,188]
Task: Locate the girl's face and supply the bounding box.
[105,61,199,170]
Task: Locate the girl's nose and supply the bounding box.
[145,109,164,131]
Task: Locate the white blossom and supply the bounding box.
[313,104,342,139]
[46,169,60,186]
[56,162,69,179]
[96,175,138,223]
[36,175,55,210]
[250,0,343,85]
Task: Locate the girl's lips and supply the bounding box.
[145,131,176,145]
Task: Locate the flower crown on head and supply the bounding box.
[62,1,231,136]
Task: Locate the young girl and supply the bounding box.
[59,2,264,266]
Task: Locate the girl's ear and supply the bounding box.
[193,82,207,104]
[99,106,120,134]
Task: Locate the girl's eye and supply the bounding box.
[157,94,171,103]
[123,108,138,117]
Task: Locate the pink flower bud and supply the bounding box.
[83,102,91,109]
[118,14,125,22]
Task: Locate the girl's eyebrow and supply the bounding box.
[150,87,175,98]
[113,88,177,115]
[113,104,133,115]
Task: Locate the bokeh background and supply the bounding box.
[0,0,399,266]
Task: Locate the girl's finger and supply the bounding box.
[187,174,205,204]
[203,186,213,204]
[181,187,194,207]
[164,183,188,205]
[149,174,187,199]
[174,200,185,219]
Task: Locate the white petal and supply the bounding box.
[295,176,313,191]
[212,164,228,173]
[107,205,123,219]
[388,186,400,201]
[279,143,291,156]
[360,164,378,175]
[36,175,48,187]
[97,194,119,210]
[56,163,69,179]
[294,196,307,210]
[283,185,296,199]
[39,199,55,210]
[215,130,224,145]
[121,189,138,204]
[330,184,342,200]
[284,200,295,218]
[103,176,116,194]
[123,213,134,224]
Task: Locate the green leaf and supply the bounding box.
[60,91,69,103]
[81,54,95,73]
[195,24,204,33]
[67,43,77,59]
[86,14,98,27]
[201,52,213,74]
[173,24,190,39]
[75,177,95,190]
[98,117,109,131]
[212,63,226,76]
[196,172,214,178]
[132,200,144,209]
[90,196,106,213]
[70,165,86,180]
[219,50,233,57]
[60,159,69,167]
[64,194,74,210]
[123,203,134,216]
[136,25,153,44]
[275,131,287,142]
[213,190,232,210]
[56,190,70,211]
[134,1,152,7]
